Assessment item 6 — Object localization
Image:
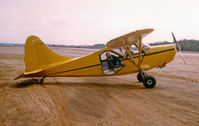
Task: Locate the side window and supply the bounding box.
[130,45,139,54]
[125,45,145,56]
[142,44,151,50]
[100,51,125,75]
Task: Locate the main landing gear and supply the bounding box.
[137,70,156,88]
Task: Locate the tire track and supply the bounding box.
[0,88,6,113]
[40,78,73,126]
[82,77,141,125]
[25,87,51,113]
[128,91,197,125]
[128,90,199,119]
[98,88,141,126]
[41,84,66,126]
[149,71,199,83]
[53,77,73,126]
[86,77,198,125]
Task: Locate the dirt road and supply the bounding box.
[0,47,199,126]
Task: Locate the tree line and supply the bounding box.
[1,39,199,51]
[149,39,199,51]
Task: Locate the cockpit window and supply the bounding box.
[110,43,150,57]
[131,45,139,54]
[142,44,151,50]
[112,48,124,56]
[100,51,125,75]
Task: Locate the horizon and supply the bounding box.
[1,38,199,46]
[0,0,199,45]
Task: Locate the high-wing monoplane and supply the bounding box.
[16,29,178,88]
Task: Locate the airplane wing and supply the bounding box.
[106,28,154,48]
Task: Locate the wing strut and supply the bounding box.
[138,37,142,71]
[122,36,143,71]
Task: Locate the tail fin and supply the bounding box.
[24,36,72,74]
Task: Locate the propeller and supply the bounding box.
[171,32,181,51]
[171,32,186,64]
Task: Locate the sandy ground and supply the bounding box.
[0,46,199,126]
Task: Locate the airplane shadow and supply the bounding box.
[13,78,144,89]
[43,81,144,89]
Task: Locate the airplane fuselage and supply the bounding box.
[26,44,176,77]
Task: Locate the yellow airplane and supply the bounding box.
[15,28,178,88]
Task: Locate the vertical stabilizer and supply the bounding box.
[24,36,71,73]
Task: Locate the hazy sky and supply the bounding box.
[0,0,199,45]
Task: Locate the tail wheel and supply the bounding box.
[143,76,156,88]
[137,72,143,82]
[39,76,46,84]
[39,78,44,84]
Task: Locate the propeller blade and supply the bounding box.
[171,32,180,51]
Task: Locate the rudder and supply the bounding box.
[24,36,72,74]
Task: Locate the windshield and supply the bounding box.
[142,44,151,50]
[112,43,151,56]
[132,44,151,52]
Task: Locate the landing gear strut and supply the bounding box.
[137,70,156,88]
[39,76,46,84]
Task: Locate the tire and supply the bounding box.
[39,78,44,84]
[39,76,46,84]
[39,77,45,84]
[143,76,156,88]
[137,72,143,82]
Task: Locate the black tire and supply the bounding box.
[39,77,45,84]
[143,76,156,88]
[39,78,44,84]
[137,72,143,82]
[39,76,46,84]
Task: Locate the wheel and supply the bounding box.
[137,72,143,82]
[143,76,156,88]
[39,78,44,84]
[39,76,45,84]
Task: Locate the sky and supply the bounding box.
[0,0,199,45]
